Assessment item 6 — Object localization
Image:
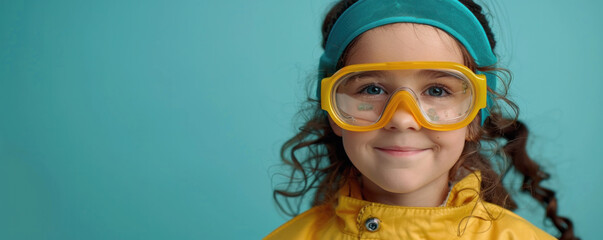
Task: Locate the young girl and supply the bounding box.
[267,0,578,239]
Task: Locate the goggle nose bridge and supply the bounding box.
[385,87,422,109]
[378,87,426,126]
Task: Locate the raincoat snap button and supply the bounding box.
[364,217,380,232]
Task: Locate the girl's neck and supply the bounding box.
[360,174,450,207]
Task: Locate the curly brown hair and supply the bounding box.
[273,0,578,239]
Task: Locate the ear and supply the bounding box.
[328,116,343,137]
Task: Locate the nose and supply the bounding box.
[382,91,422,131]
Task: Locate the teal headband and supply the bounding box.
[318,0,498,123]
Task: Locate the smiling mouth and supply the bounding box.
[374,146,428,157]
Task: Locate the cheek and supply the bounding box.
[340,130,376,161]
[341,131,364,151]
[430,128,467,158]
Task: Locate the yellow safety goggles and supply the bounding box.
[320,62,487,132]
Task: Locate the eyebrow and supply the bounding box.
[342,70,385,84]
[353,70,384,79]
[416,69,465,80]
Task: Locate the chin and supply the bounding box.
[367,169,450,195]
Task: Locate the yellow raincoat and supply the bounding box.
[265,172,555,239]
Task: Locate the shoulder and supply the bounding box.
[264,204,338,240]
[480,202,556,240]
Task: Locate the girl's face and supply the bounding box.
[330,23,469,206]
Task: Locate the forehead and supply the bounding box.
[345,23,465,66]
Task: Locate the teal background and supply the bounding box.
[0,0,601,239]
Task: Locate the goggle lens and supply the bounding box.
[332,68,474,127]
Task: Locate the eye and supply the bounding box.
[360,85,385,95]
[425,86,450,97]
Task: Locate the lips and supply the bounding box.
[374,146,428,157]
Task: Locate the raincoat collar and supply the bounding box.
[335,171,502,238]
